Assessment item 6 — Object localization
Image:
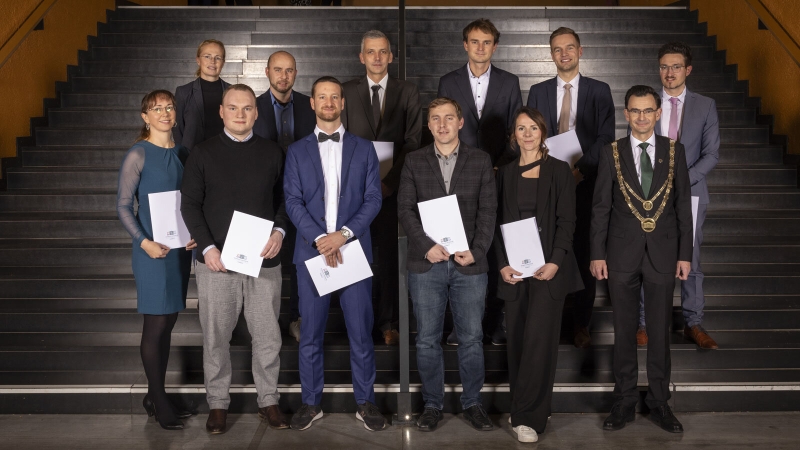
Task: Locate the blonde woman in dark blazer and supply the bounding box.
[494,107,583,443]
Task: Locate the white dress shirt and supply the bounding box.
[660,86,687,137]
[468,63,491,119]
[557,73,580,131]
[367,73,388,112]
[202,128,284,256]
[314,124,353,242]
[629,132,657,185]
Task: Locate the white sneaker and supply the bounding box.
[513,425,538,443]
[289,318,301,343]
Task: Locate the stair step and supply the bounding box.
[0,212,126,238]
[614,125,767,143]
[6,167,120,190]
[0,190,117,212]
[708,187,800,209]
[407,44,716,62]
[406,31,712,47]
[21,146,128,168]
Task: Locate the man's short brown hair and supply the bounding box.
[222,84,256,103]
[549,27,581,47]
[462,18,500,44]
[428,97,462,120]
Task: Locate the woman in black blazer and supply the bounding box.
[494,107,583,443]
[174,39,231,151]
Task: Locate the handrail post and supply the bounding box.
[398,0,406,81]
[393,227,415,425]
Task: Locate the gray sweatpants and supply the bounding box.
[196,262,282,410]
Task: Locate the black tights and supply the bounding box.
[141,313,178,422]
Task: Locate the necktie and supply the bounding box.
[668,96,679,140]
[371,84,382,131]
[639,142,653,197]
[558,83,572,134]
[325,141,339,233]
[317,132,340,143]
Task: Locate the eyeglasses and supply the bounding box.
[659,64,685,72]
[627,108,657,116]
[201,55,224,62]
[148,106,175,114]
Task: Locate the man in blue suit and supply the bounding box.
[637,42,720,350]
[527,27,616,348]
[284,76,385,432]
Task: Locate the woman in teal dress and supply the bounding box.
[116,90,196,430]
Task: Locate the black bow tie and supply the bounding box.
[317,132,340,143]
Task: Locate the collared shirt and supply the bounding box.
[468,63,491,119]
[434,142,460,194]
[270,90,295,151]
[630,132,657,185]
[556,73,580,132]
[313,124,353,241]
[367,73,389,112]
[202,128,282,256]
[660,86,687,138]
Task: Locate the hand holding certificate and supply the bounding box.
[304,240,374,296]
[500,217,546,279]
[417,195,470,253]
[220,211,275,278]
[148,190,191,249]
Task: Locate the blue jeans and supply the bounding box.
[409,260,487,410]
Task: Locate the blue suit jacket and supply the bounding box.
[284,130,382,265]
[655,88,719,205]
[526,75,615,178]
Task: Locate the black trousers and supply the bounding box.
[506,278,565,434]
[608,252,674,409]
[372,194,399,332]
[572,178,596,328]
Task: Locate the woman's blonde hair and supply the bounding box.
[195,39,226,77]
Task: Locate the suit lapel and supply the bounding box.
[503,159,521,222]
[537,158,553,216]
[455,65,480,123]
[546,78,558,133]
[192,79,205,127]
[480,65,502,122]
[424,146,448,194]
[357,78,378,137]
[381,77,400,135]
[618,136,645,198]
[651,137,669,195]
[339,132,357,191]
[262,94,278,140]
[678,89,694,142]
[576,75,588,129]
[448,145,469,193]
[305,135,324,184]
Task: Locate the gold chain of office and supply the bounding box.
[611,140,675,232]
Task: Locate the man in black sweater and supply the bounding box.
[181,84,290,434]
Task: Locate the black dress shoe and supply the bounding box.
[143,394,194,420]
[416,407,442,432]
[463,404,493,431]
[649,405,683,433]
[142,394,184,430]
[603,403,635,431]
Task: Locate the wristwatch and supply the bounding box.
[340,228,353,241]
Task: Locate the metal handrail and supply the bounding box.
[0,0,58,68]
[744,0,800,68]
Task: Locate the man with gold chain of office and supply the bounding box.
[589,85,693,434]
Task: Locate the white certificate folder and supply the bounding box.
[544,129,582,168]
[372,141,394,179]
[220,211,274,278]
[500,217,546,279]
[148,190,191,249]
[417,195,470,253]
[304,240,374,297]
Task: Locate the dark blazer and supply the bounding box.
[655,88,719,205]
[342,76,422,192]
[437,64,522,167]
[526,75,615,178]
[283,131,383,265]
[174,78,231,151]
[397,142,497,275]
[493,156,583,301]
[590,135,693,274]
[253,90,317,148]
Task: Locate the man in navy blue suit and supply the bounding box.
[283,76,385,432]
[527,27,615,348]
[253,50,317,344]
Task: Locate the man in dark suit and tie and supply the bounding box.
[254,51,317,343]
[398,97,497,432]
[591,85,692,434]
[283,76,385,432]
[437,18,522,344]
[636,42,720,350]
[527,27,616,348]
[342,30,422,345]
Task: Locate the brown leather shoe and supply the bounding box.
[206,409,227,434]
[383,329,400,345]
[684,325,718,349]
[258,404,289,429]
[637,327,648,346]
[573,326,591,349]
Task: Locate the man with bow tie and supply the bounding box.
[283,76,385,432]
